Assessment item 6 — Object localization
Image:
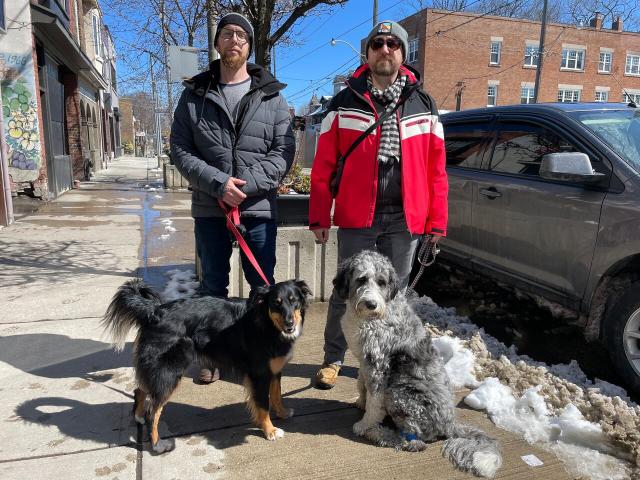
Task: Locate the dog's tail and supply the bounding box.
[101,279,162,351]
[442,423,502,478]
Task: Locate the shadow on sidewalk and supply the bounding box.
[14,395,362,452]
[0,239,130,288]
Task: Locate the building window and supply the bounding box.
[524,45,539,67]
[623,92,640,104]
[625,54,640,76]
[558,88,581,102]
[0,0,5,32]
[595,90,608,102]
[561,48,585,71]
[408,38,418,64]
[490,41,501,65]
[598,52,612,73]
[487,85,498,106]
[92,15,103,59]
[521,87,535,104]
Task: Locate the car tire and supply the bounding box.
[603,282,640,395]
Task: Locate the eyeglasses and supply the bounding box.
[369,37,401,52]
[220,29,249,44]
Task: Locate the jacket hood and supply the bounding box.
[346,63,421,95]
[183,60,287,96]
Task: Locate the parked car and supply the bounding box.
[438,102,640,394]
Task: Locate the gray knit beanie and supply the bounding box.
[215,12,254,56]
[365,20,409,62]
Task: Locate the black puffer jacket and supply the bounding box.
[171,60,295,218]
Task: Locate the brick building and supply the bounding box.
[0,0,121,206]
[388,9,640,111]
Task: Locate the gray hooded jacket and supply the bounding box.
[170,60,295,218]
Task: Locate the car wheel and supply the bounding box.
[603,282,640,395]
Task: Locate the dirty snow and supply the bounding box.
[413,295,639,480]
[161,269,199,302]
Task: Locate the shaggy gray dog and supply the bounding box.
[335,250,502,478]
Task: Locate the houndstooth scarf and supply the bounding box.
[367,74,407,164]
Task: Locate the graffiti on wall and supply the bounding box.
[1,52,41,173]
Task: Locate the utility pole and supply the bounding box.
[149,54,161,157]
[207,0,219,63]
[533,0,548,103]
[373,0,378,27]
[0,84,14,226]
[159,0,174,123]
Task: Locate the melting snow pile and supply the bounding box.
[413,295,640,480]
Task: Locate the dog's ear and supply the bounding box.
[333,262,352,300]
[296,280,313,298]
[248,284,270,308]
[388,266,400,300]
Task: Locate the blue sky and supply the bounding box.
[103,0,417,110]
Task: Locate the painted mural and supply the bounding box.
[1,52,42,180]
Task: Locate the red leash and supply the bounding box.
[217,199,271,286]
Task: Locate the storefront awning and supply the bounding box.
[30,4,107,90]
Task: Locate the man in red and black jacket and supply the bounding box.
[309,20,448,390]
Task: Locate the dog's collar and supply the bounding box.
[400,430,417,442]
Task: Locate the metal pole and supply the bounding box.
[533,0,548,103]
[0,84,14,226]
[149,54,160,156]
[373,0,378,27]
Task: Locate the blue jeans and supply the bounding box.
[194,217,276,298]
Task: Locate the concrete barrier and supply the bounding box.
[197,226,338,301]
[164,163,189,189]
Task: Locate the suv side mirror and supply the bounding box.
[540,152,606,183]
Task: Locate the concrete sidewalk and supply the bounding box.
[0,157,571,479]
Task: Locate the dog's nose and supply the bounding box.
[365,300,377,310]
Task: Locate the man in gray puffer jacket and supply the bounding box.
[170,12,295,353]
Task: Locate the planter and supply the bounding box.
[276,193,309,226]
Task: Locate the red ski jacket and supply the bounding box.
[309,64,448,236]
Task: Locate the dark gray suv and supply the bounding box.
[440,103,640,394]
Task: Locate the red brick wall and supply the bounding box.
[62,73,85,181]
[398,9,640,111]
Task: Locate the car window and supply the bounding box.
[489,122,577,176]
[443,121,491,169]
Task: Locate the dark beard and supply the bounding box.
[371,59,397,77]
[221,51,248,69]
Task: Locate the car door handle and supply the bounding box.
[479,187,502,199]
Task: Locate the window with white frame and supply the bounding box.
[625,54,640,75]
[595,90,609,102]
[490,41,501,65]
[524,45,539,67]
[92,15,101,58]
[598,52,612,73]
[558,88,581,102]
[488,85,498,106]
[623,92,640,104]
[561,48,585,70]
[408,38,419,64]
[521,86,535,104]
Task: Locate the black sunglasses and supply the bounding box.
[370,37,402,51]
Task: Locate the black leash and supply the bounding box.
[409,235,440,291]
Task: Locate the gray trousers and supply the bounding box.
[323,212,420,365]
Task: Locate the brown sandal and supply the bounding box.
[198,367,220,384]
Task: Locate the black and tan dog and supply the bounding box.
[101,278,311,453]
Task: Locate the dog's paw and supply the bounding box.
[353,419,374,437]
[134,414,146,425]
[354,396,366,411]
[275,408,294,419]
[151,438,175,454]
[404,439,428,452]
[264,427,285,441]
